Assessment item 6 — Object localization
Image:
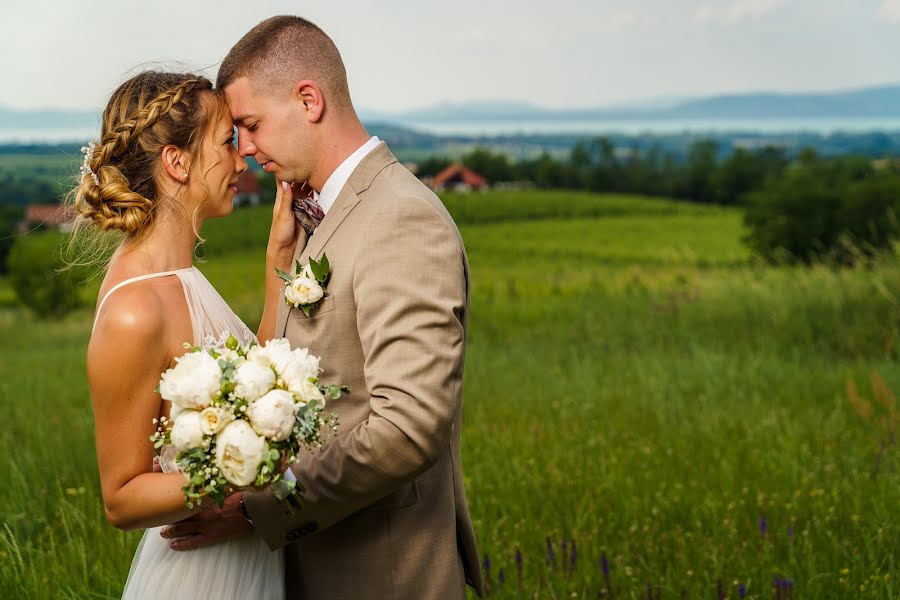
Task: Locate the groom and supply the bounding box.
[161,15,484,599]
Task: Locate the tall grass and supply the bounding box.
[1,191,898,598]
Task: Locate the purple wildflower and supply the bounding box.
[759,514,768,536]
[545,537,557,568]
[515,548,523,590]
[498,568,505,587]
[737,583,746,599]
[601,553,611,596]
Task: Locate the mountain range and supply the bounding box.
[3,84,900,131]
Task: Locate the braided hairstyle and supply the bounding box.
[73,72,222,237]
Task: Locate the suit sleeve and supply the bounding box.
[245,196,468,549]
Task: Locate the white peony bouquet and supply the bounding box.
[151,333,343,509]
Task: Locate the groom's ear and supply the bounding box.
[293,80,325,123]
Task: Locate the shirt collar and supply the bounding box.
[313,136,381,214]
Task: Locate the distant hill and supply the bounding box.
[5,84,900,134]
[363,84,900,122]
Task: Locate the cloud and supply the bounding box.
[694,0,785,26]
[880,0,900,22]
[608,9,642,31]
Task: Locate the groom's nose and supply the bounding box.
[237,137,256,157]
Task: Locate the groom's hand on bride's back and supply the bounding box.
[160,492,252,551]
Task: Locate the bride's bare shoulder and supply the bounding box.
[90,282,169,350]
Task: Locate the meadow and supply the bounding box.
[1,190,898,598]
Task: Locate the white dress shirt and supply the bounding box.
[313,136,381,214]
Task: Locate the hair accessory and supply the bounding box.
[80,141,100,185]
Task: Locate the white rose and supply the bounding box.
[284,276,323,307]
[214,420,268,487]
[170,410,205,452]
[169,402,184,422]
[233,361,276,402]
[299,263,315,280]
[295,378,326,408]
[248,338,293,369]
[216,347,244,365]
[199,407,235,435]
[280,347,321,393]
[159,351,221,410]
[246,389,299,441]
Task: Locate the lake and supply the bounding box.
[3,116,900,143]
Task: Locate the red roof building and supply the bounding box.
[20,204,76,232]
[234,171,261,207]
[430,164,487,192]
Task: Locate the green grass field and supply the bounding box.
[1,190,899,598]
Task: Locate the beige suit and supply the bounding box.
[244,143,484,599]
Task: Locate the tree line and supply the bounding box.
[419,140,900,264]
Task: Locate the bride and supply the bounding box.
[75,71,298,599]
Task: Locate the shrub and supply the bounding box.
[7,231,83,317]
[743,164,900,264]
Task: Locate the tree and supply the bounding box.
[461,148,514,183]
[743,161,900,264]
[683,140,718,203]
[415,156,453,178]
[0,204,23,274]
[520,153,566,188]
[7,231,83,317]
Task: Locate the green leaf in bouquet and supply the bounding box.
[271,479,296,499]
[153,439,164,450]
[208,489,226,508]
[300,304,313,317]
[327,384,342,400]
[225,334,239,351]
[190,473,205,486]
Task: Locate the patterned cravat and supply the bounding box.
[291,181,325,235]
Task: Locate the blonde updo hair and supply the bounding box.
[72,71,223,237]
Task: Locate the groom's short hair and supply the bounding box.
[217,16,352,111]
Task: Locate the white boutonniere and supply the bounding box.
[276,254,331,317]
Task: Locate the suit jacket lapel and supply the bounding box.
[277,143,399,335]
[275,228,309,338]
[302,184,361,260]
[302,142,399,260]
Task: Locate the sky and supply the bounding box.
[3,0,899,113]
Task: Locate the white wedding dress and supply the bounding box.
[92,266,284,600]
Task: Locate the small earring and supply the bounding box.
[183,171,188,180]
